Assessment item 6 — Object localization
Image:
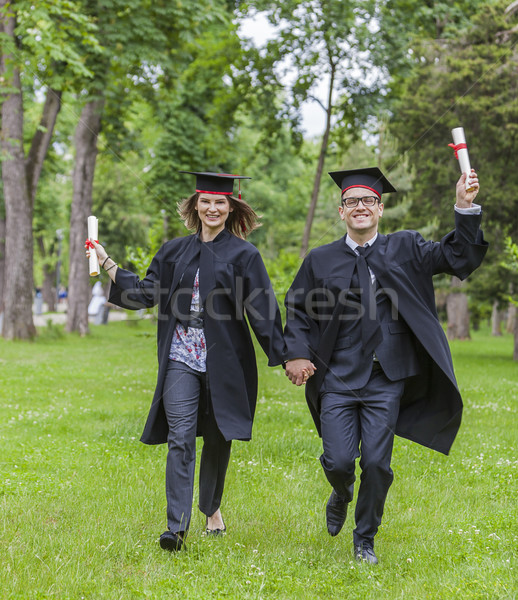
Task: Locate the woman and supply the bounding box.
[86,172,285,552]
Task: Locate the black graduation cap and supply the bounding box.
[328,167,396,198]
[179,171,251,196]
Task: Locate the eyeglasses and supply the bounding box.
[342,196,379,208]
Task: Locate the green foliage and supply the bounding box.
[386,0,518,306]
[40,318,65,340]
[7,0,516,317]
[263,250,301,303]
[231,123,319,256]
[148,14,247,212]
[502,237,518,306]
[124,218,164,280]
[92,145,160,271]
[84,0,228,150]
[388,0,518,231]
[241,0,382,137]
[31,127,74,284]
[7,0,101,87]
[503,237,518,273]
[375,0,490,102]
[124,245,155,281]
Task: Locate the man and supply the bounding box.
[284,167,487,564]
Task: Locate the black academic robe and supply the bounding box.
[109,228,284,444]
[284,212,488,455]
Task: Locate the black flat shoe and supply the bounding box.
[205,517,226,537]
[354,543,378,564]
[205,526,226,537]
[326,490,348,537]
[159,530,184,552]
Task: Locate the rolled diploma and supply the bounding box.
[87,216,99,276]
[451,127,475,191]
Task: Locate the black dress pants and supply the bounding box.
[162,360,232,534]
[320,366,404,547]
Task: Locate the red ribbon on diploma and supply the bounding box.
[448,143,467,160]
[85,239,99,249]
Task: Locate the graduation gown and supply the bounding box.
[284,212,488,455]
[109,228,284,444]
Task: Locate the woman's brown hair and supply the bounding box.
[177,193,261,239]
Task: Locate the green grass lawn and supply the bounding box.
[0,321,516,599]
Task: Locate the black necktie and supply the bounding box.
[356,245,382,353]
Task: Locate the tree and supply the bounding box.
[385,0,518,339]
[31,113,75,313]
[1,1,36,339]
[0,193,4,318]
[0,0,98,339]
[65,0,228,335]
[242,0,381,257]
[67,96,105,335]
[447,277,471,340]
[149,14,247,228]
[503,237,518,360]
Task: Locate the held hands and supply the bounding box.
[285,358,317,386]
[456,169,479,209]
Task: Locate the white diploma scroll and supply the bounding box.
[451,127,476,192]
[87,215,99,277]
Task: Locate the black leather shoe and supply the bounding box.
[354,543,378,564]
[159,530,184,552]
[326,490,348,536]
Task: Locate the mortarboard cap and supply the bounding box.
[328,167,396,198]
[179,171,251,196]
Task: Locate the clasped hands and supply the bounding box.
[285,358,317,386]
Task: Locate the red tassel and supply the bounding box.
[240,219,247,233]
[239,180,242,200]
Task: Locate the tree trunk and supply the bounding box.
[28,87,62,315]
[66,97,105,335]
[299,60,336,258]
[0,213,5,315]
[26,89,62,202]
[0,6,36,339]
[446,276,470,340]
[506,301,516,334]
[36,235,56,312]
[491,300,503,336]
[0,9,3,322]
[42,261,57,313]
[162,209,169,244]
[41,265,57,312]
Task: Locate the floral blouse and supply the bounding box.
[169,269,207,372]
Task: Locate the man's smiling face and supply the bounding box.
[338,187,384,240]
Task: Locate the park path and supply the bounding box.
[32,303,130,327]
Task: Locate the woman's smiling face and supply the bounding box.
[196,194,232,232]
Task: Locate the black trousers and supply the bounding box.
[162,360,232,534]
[319,366,404,547]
